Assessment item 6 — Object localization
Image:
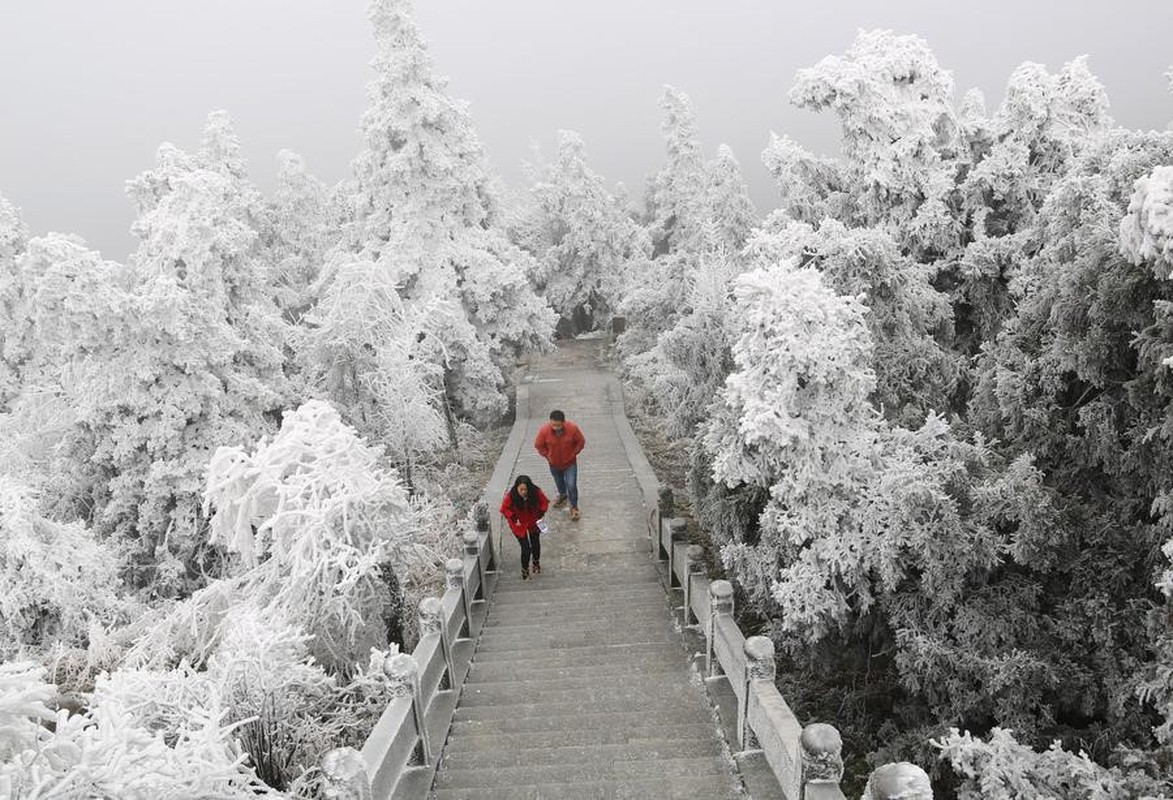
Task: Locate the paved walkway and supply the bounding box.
[428,338,745,799]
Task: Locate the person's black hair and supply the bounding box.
[509,474,541,509]
[549,409,566,422]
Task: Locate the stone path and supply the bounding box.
[428,338,745,799]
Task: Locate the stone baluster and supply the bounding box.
[862,763,933,799]
[739,635,775,748]
[656,487,674,556]
[418,596,451,685]
[666,518,688,587]
[320,746,372,800]
[800,722,844,792]
[473,501,494,571]
[385,653,431,766]
[707,580,734,676]
[683,544,705,625]
[445,557,469,638]
[463,528,483,600]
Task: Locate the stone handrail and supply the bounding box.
[653,503,934,798]
[320,504,497,800]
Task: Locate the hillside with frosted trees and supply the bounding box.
[3,0,1173,796]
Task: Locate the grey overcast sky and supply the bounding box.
[1,1,1170,261]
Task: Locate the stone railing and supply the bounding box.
[319,502,497,800]
[653,494,934,799]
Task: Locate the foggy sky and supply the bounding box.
[1,1,1170,261]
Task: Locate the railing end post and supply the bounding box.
[862,762,933,800]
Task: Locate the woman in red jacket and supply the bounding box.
[499,474,550,580]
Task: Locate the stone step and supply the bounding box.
[430,773,741,800]
[441,722,719,754]
[472,627,678,653]
[469,640,687,666]
[456,679,701,708]
[440,736,724,770]
[448,706,709,736]
[452,689,709,722]
[461,671,691,697]
[489,579,664,603]
[483,605,671,624]
[485,599,667,619]
[431,755,732,790]
[464,652,690,683]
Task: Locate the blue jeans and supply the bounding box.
[549,462,579,508]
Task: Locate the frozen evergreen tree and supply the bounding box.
[0,194,29,406]
[521,130,652,335]
[17,114,290,597]
[338,0,553,421]
[265,149,340,322]
[754,218,959,426]
[645,85,708,256]
[789,29,962,258]
[700,144,757,255]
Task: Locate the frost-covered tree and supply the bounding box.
[700,144,757,255]
[23,115,289,597]
[0,194,30,406]
[299,260,449,484]
[339,0,553,420]
[645,85,708,256]
[627,249,738,437]
[521,130,652,335]
[265,149,340,321]
[0,475,127,658]
[788,29,962,257]
[753,218,959,426]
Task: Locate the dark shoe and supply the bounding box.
[521,567,529,580]
[553,494,567,508]
[533,562,541,575]
[570,507,580,521]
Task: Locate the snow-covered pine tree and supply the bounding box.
[521,130,652,336]
[33,113,290,597]
[265,149,340,323]
[788,29,962,260]
[336,0,553,423]
[0,194,29,406]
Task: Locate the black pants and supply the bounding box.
[518,529,541,569]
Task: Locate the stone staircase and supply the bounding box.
[428,339,744,799]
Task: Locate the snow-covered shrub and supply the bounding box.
[203,399,441,671]
[0,661,278,800]
[1120,164,1173,277]
[936,727,1172,799]
[0,475,126,658]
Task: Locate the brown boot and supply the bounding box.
[533,561,541,575]
[521,567,529,580]
[570,507,580,521]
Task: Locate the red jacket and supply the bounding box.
[500,486,550,539]
[534,420,585,471]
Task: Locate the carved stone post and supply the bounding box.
[385,653,431,766]
[656,487,673,558]
[800,722,844,789]
[320,746,372,800]
[473,501,494,572]
[739,635,775,748]
[862,763,933,800]
[666,518,688,587]
[683,544,705,625]
[463,528,483,600]
[419,596,452,685]
[445,557,469,638]
[707,580,734,676]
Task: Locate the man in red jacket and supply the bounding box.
[534,409,586,520]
